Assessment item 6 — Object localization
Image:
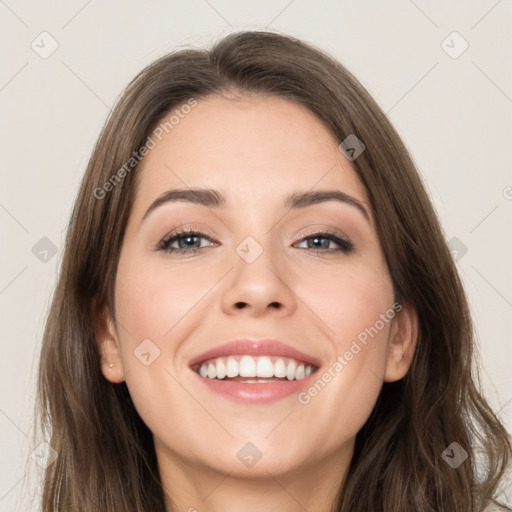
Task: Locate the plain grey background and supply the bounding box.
[1,1,511,510]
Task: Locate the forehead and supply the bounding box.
[133,94,369,214]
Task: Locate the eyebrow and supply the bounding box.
[141,187,371,224]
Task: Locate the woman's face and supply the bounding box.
[99,93,416,480]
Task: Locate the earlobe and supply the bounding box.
[383,302,418,383]
[95,302,126,384]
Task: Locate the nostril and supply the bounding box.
[234,302,281,309]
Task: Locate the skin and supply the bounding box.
[97,92,418,512]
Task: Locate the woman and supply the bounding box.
[34,30,511,511]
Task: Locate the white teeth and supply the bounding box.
[274,358,287,378]
[239,355,257,377]
[226,356,239,378]
[256,356,274,378]
[207,362,217,379]
[286,360,297,381]
[196,355,316,381]
[215,359,226,379]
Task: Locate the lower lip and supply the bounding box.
[193,371,316,404]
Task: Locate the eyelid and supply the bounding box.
[292,224,352,244]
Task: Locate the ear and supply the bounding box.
[383,301,418,382]
[95,301,126,384]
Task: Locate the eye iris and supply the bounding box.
[178,235,200,248]
[309,236,330,250]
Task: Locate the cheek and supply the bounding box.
[111,257,223,437]
[292,261,394,438]
[111,264,198,453]
[115,258,212,342]
[296,257,394,349]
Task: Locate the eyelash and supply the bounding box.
[157,227,354,256]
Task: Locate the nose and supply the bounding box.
[220,240,298,318]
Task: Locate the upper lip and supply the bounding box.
[189,339,322,369]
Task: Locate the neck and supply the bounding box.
[155,438,353,512]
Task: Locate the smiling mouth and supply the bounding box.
[192,354,318,382]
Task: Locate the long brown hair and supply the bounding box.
[34,29,511,511]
